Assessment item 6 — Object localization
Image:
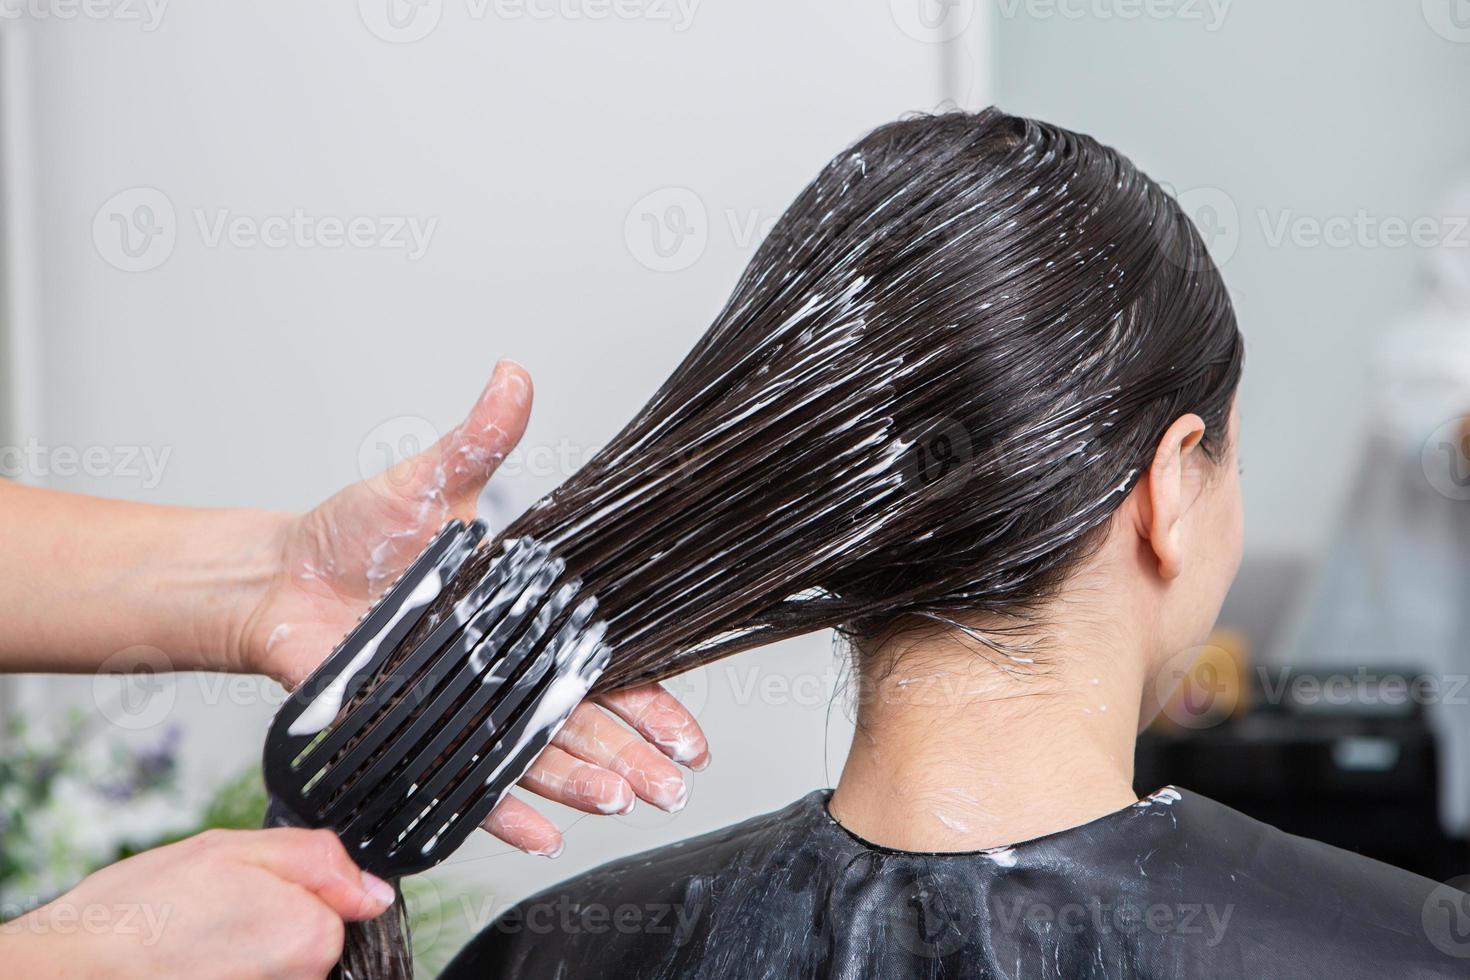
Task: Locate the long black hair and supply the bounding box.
[340,107,1243,977]
[432,107,1240,686]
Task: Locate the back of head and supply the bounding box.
[478,107,1242,687]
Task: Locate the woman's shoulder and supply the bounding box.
[1093,787,1467,973]
[1165,787,1453,907]
[440,791,834,979]
[441,787,1470,979]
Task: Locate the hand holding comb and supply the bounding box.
[263,519,611,878]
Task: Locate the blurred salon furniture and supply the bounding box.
[1137,635,1468,880]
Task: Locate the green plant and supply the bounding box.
[0,714,483,970]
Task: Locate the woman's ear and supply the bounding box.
[1134,413,1207,580]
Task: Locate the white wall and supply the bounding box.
[991,0,1470,559]
[3,0,986,930]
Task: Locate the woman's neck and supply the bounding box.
[828,619,1147,852]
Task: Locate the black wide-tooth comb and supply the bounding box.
[263,519,611,878]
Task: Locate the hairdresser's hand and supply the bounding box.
[238,359,536,690]
[235,360,710,857]
[1,828,393,980]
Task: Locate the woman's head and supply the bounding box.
[442,106,1242,702]
[752,110,1245,661]
[803,110,1247,698]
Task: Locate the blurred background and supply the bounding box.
[1,0,1468,967]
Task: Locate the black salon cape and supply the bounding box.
[442,788,1469,978]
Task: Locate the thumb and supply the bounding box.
[229,828,396,923]
[371,359,533,515]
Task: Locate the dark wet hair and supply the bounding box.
[491,106,1240,688]
[339,106,1242,978]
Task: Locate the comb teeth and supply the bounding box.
[263,520,611,878]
